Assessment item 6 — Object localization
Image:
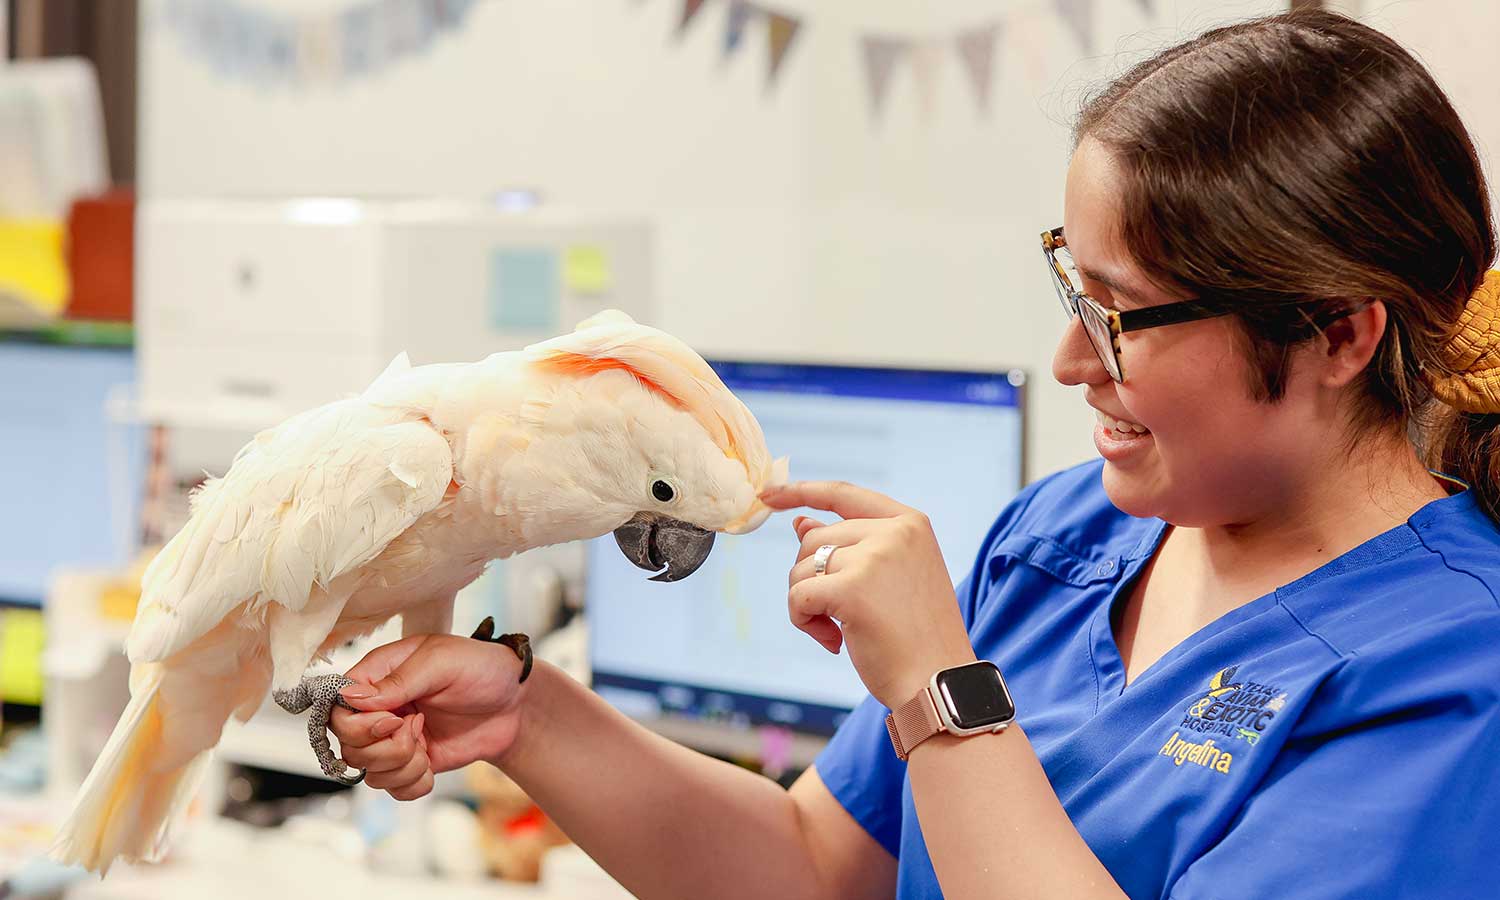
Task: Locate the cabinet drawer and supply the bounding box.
[139,338,381,430]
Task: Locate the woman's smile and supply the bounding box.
[1092,408,1154,462]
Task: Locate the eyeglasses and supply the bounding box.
[1041,226,1240,382]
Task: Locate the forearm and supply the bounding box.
[495,661,827,900]
[906,723,1126,900]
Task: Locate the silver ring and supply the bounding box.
[813,544,838,576]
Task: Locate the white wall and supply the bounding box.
[1353,0,1499,201]
[141,0,1300,486]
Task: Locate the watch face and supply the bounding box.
[936,661,1015,729]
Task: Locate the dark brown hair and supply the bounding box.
[1075,9,1499,522]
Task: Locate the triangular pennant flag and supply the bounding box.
[383,0,427,58]
[432,0,476,30]
[298,16,341,84]
[1053,0,1095,54]
[909,40,942,122]
[955,22,1002,116]
[725,0,755,56]
[765,9,801,89]
[861,35,909,121]
[264,19,298,83]
[678,0,709,37]
[340,3,384,75]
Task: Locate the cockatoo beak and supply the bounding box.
[613,512,716,583]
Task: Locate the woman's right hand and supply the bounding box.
[329,633,529,800]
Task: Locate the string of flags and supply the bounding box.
[680,0,803,91]
[666,0,1154,122]
[154,0,1153,122]
[155,0,482,86]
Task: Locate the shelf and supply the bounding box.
[0,319,133,347]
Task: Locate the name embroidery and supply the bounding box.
[1159,732,1234,773]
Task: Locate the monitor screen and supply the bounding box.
[587,360,1025,736]
[0,342,144,604]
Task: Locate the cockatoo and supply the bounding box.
[52,310,787,874]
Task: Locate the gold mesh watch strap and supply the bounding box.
[884,686,944,761]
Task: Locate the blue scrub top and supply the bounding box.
[815,460,1500,899]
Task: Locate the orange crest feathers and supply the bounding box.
[531,353,687,413]
[523,311,769,480]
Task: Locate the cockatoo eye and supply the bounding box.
[651,478,678,504]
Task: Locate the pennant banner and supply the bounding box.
[955,22,1002,116]
[161,0,1122,112]
[764,9,801,89]
[709,1,803,92]
[678,0,709,38]
[724,0,753,56]
[158,0,480,87]
[1053,0,1096,54]
[860,35,908,121]
[853,0,1105,125]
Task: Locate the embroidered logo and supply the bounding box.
[1158,665,1290,775]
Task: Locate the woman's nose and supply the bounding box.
[1052,316,1110,387]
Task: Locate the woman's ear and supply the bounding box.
[1320,300,1387,389]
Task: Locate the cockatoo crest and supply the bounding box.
[525,311,787,533]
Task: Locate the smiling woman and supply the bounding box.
[795,8,1500,900]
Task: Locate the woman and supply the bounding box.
[329,10,1500,898]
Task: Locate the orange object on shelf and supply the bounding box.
[64,187,134,322]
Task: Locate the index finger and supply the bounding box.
[758,481,909,520]
[344,634,430,687]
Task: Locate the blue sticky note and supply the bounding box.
[490,248,559,332]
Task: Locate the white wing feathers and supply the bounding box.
[126,399,452,665]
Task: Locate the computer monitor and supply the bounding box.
[586,360,1025,740]
[0,341,144,604]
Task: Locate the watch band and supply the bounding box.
[885,687,944,761]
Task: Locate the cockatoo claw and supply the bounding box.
[470,617,534,683]
[273,673,366,785]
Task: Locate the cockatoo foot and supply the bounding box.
[469,616,533,684]
[272,674,366,785]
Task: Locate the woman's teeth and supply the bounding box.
[1097,412,1151,436]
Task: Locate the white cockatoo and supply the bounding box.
[52,310,787,874]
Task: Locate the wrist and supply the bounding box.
[888,648,980,710]
[491,658,551,772]
[885,657,1015,760]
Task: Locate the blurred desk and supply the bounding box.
[62,817,628,900]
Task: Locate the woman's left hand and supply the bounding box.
[758,481,979,710]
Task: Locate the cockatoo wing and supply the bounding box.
[126,399,452,665]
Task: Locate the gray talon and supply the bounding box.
[274,673,365,785]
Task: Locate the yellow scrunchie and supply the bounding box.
[1427,269,1500,415]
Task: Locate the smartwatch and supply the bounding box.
[884,660,1015,760]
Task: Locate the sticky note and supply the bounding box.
[490,248,559,332]
[563,245,612,295]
